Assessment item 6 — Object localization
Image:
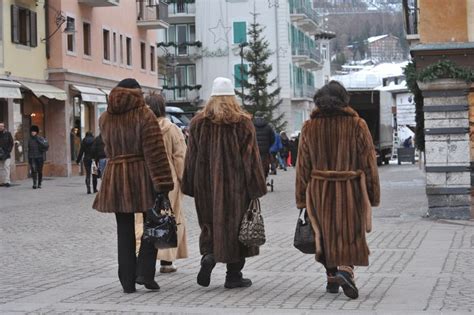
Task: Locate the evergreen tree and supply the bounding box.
[235,11,287,131]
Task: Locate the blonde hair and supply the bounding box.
[202,95,251,124]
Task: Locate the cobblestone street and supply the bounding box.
[1,165,473,314]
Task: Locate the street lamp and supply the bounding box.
[239,42,249,106]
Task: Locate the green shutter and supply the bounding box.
[233,22,246,44]
[234,64,248,88]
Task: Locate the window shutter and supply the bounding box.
[11,5,19,44]
[29,10,37,47]
[234,64,248,88]
[233,22,246,44]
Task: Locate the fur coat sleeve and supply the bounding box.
[181,119,197,197]
[356,119,380,207]
[142,110,174,193]
[295,121,312,209]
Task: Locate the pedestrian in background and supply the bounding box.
[91,134,107,180]
[295,81,380,300]
[280,131,290,171]
[93,78,174,293]
[182,77,267,289]
[252,111,275,180]
[269,131,282,175]
[0,122,14,187]
[28,125,48,189]
[135,92,188,274]
[289,133,299,167]
[76,131,97,194]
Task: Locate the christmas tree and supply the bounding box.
[235,11,287,131]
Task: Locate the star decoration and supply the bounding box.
[278,46,288,58]
[268,0,280,8]
[208,19,231,44]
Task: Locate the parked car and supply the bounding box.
[166,106,191,129]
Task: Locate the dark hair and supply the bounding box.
[85,131,93,137]
[313,80,350,112]
[146,92,166,118]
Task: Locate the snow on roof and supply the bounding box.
[331,62,409,90]
[367,34,389,43]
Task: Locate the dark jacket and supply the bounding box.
[91,135,106,161]
[76,135,95,163]
[280,135,290,157]
[0,130,14,159]
[253,117,275,157]
[28,136,44,159]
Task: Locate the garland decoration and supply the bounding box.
[162,85,202,91]
[157,41,202,48]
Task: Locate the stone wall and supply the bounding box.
[419,79,472,219]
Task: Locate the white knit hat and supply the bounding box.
[210,77,236,96]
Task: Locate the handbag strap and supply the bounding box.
[250,199,261,214]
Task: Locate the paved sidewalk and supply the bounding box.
[0,165,473,314]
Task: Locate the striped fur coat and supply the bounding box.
[93,87,173,213]
[295,106,380,267]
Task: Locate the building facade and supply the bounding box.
[1,0,167,181]
[367,34,405,62]
[157,0,333,134]
[403,0,474,219]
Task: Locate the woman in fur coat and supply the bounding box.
[93,79,174,293]
[295,81,380,299]
[135,93,188,273]
[182,77,267,289]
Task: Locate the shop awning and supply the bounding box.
[19,81,67,101]
[72,85,107,103]
[0,80,22,99]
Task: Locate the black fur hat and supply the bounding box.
[30,125,39,133]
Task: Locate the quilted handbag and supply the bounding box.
[238,199,266,247]
[142,197,178,249]
[293,208,316,254]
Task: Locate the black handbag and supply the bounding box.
[293,209,316,254]
[142,198,177,249]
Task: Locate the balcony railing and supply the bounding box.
[157,41,202,59]
[78,0,119,7]
[168,1,196,15]
[292,85,316,100]
[292,46,322,70]
[289,0,320,34]
[137,0,169,29]
[162,87,200,102]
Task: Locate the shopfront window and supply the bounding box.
[12,100,25,163]
[20,94,45,162]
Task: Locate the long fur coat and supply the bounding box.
[295,106,380,267]
[182,113,267,263]
[93,87,174,213]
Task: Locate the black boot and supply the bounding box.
[86,177,91,194]
[326,275,339,294]
[32,173,37,189]
[135,276,160,290]
[224,259,252,289]
[335,270,358,299]
[38,173,42,189]
[197,254,216,287]
[92,175,98,193]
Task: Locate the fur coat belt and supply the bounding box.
[108,154,144,164]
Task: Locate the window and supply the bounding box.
[233,21,246,44]
[113,32,117,63]
[126,37,132,66]
[103,29,110,61]
[140,42,146,70]
[0,3,3,67]
[177,25,187,55]
[234,64,248,88]
[150,45,156,72]
[11,5,37,47]
[119,34,124,64]
[83,22,91,56]
[66,17,75,52]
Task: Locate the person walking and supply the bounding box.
[135,93,188,273]
[295,81,380,300]
[28,125,48,189]
[269,131,282,175]
[252,112,275,180]
[76,131,97,194]
[91,134,107,179]
[279,131,290,171]
[182,77,267,289]
[0,122,14,187]
[92,78,174,293]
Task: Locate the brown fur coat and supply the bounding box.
[93,87,173,213]
[295,106,380,267]
[182,113,267,263]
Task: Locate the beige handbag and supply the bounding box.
[238,199,266,247]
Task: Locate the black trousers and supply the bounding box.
[83,159,98,191]
[115,213,157,290]
[29,157,44,185]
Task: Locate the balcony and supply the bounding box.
[402,0,420,45]
[292,85,316,101]
[289,0,320,35]
[137,0,169,30]
[157,41,202,62]
[168,0,196,24]
[78,0,119,6]
[292,46,323,71]
[161,87,200,104]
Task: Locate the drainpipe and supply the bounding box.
[45,0,50,59]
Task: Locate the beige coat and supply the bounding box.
[135,117,188,261]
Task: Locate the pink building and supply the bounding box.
[46,0,168,176]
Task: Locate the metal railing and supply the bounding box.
[136,0,168,23]
[289,0,320,26]
[292,85,316,99]
[168,1,196,15]
[292,46,322,63]
[162,88,200,102]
